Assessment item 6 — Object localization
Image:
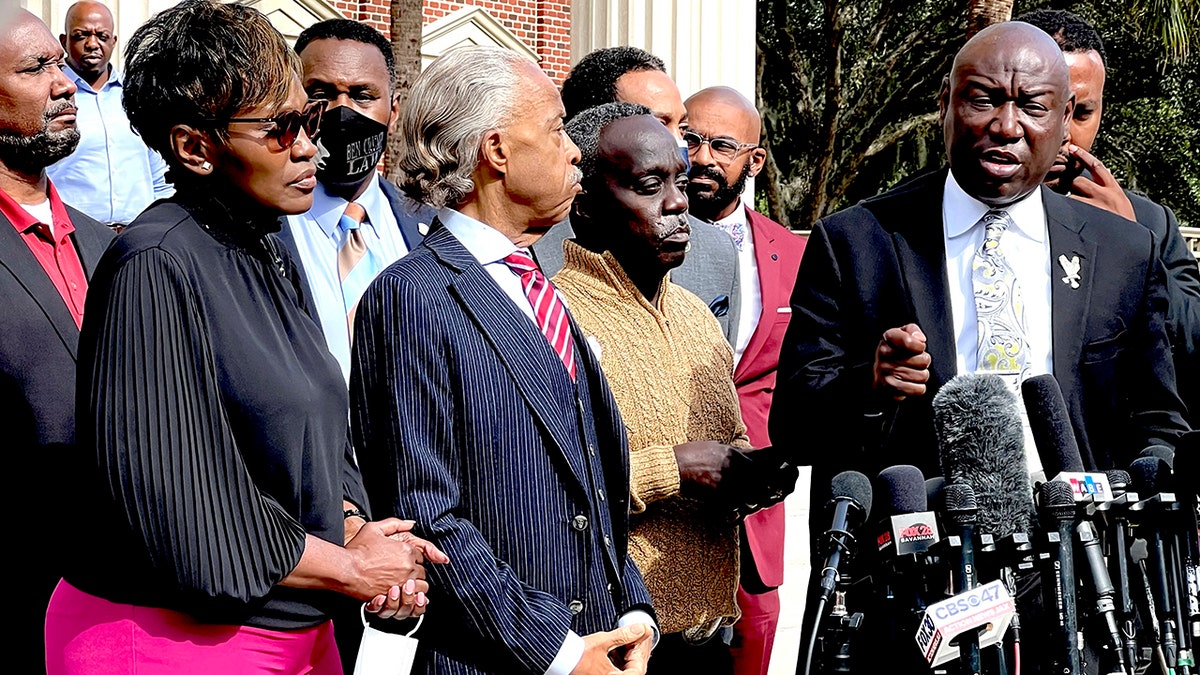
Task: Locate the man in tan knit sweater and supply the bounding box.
[552,101,755,673]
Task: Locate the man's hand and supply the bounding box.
[570,624,650,675]
[612,625,654,674]
[673,441,738,497]
[873,324,931,401]
[1064,144,1136,221]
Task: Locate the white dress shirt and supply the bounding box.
[711,200,762,366]
[943,172,1053,378]
[439,207,657,674]
[286,176,408,383]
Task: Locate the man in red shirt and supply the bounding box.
[0,9,113,668]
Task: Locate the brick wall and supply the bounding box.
[331,1,571,84]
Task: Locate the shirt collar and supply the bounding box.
[63,63,121,93]
[0,181,75,239]
[438,207,520,266]
[711,199,749,229]
[943,170,1045,243]
[310,175,386,238]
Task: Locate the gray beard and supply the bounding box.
[0,126,80,175]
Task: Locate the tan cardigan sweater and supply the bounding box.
[553,240,751,638]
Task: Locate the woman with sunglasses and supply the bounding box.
[45,2,444,672]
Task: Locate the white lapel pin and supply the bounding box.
[1058,254,1081,289]
[417,222,430,236]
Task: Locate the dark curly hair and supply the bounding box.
[560,46,664,122]
[122,0,300,170]
[1016,10,1107,66]
[295,19,394,89]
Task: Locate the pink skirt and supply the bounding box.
[45,579,342,674]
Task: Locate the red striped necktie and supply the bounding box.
[502,249,576,381]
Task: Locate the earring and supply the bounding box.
[200,161,212,172]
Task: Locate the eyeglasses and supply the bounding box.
[681,129,758,162]
[218,100,327,149]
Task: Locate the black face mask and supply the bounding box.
[315,105,388,189]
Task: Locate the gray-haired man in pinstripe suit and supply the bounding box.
[351,46,659,675]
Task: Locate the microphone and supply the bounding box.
[1130,456,1193,675]
[805,471,873,675]
[934,373,1032,538]
[1038,479,1083,675]
[1098,469,1142,672]
[874,465,940,559]
[1141,444,1175,468]
[926,476,947,513]
[816,470,874,604]
[946,483,982,674]
[933,374,1031,675]
[1174,437,1200,668]
[1022,374,1112,502]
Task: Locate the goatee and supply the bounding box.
[0,106,81,175]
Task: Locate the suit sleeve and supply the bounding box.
[350,272,574,674]
[1126,252,1191,451]
[85,248,306,614]
[769,220,880,472]
[1154,204,1200,385]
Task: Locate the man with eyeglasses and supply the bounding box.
[684,86,806,675]
[47,1,171,228]
[281,19,435,386]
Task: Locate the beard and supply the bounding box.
[686,161,751,221]
[0,102,81,175]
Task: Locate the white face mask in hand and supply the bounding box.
[354,605,423,675]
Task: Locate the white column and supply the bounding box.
[571,0,756,104]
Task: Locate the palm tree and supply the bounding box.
[385,0,423,182]
[966,0,1013,38]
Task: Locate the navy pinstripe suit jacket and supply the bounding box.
[350,222,653,674]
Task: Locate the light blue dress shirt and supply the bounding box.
[47,65,172,224]
[286,176,409,384]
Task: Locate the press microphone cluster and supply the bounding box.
[801,371,1197,675]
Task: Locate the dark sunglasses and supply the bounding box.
[218,100,326,149]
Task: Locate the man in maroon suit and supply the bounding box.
[683,86,806,675]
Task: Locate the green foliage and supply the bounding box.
[757,0,1200,227]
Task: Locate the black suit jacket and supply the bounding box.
[770,170,1188,498]
[1127,190,1200,426]
[0,201,111,667]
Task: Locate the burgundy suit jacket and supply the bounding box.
[733,206,806,588]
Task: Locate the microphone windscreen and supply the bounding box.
[1021,374,1085,475]
[831,470,873,518]
[1139,445,1174,469]
[933,373,1031,538]
[876,465,927,516]
[925,477,947,512]
[1129,456,1171,495]
[1038,480,1077,518]
[1105,470,1131,494]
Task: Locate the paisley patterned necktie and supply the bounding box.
[972,209,1029,378]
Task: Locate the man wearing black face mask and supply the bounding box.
[282,19,434,384]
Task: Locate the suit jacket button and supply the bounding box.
[569,599,584,615]
[572,515,589,531]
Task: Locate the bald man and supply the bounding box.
[771,23,1187,669]
[0,8,112,668]
[47,0,171,226]
[683,86,805,675]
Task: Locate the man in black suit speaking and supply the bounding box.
[770,21,1189,515]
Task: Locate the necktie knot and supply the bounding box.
[340,202,366,233]
[982,209,1011,245]
[502,249,539,276]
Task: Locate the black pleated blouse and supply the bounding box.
[65,194,366,630]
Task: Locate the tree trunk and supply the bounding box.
[385,0,424,183]
[966,0,1013,39]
